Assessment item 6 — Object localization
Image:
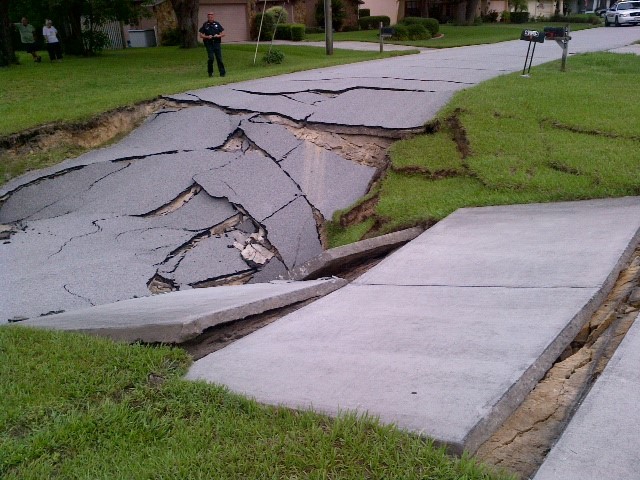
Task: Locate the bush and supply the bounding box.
[160,27,181,46]
[406,23,431,40]
[358,15,391,30]
[390,24,409,40]
[399,16,439,36]
[501,10,511,22]
[274,24,291,40]
[482,10,500,22]
[266,6,288,23]
[305,26,324,34]
[316,0,347,31]
[290,24,305,41]
[359,8,370,17]
[510,11,530,23]
[263,49,285,64]
[252,12,276,40]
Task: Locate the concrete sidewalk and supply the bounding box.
[534,312,640,480]
[187,196,640,454]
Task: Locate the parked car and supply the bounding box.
[604,1,640,25]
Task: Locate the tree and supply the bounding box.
[1,0,17,66]
[168,0,199,48]
[9,0,146,56]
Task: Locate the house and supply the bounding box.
[362,0,584,24]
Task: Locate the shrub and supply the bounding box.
[274,24,291,40]
[266,6,288,23]
[390,24,409,40]
[315,0,347,31]
[305,26,324,34]
[290,24,305,41]
[406,23,431,40]
[482,10,500,23]
[263,49,285,64]
[252,12,276,40]
[510,11,530,23]
[501,10,511,22]
[160,27,181,46]
[399,16,439,36]
[358,15,391,30]
[359,8,370,17]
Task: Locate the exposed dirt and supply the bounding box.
[0,99,180,155]
[476,248,640,479]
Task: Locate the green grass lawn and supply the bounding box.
[305,22,597,48]
[327,52,640,246]
[0,44,408,137]
[0,326,512,479]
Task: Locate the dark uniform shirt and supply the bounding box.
[199,21,224,44]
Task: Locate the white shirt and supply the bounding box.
[43,26,58,43]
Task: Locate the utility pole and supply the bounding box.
[324,0,333,55]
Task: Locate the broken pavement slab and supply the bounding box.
[288,226,424,280]
[533,312,640,480]
[16,278,348,344]
[186,197,640,455]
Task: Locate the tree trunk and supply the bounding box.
[455,2,467,24]
[169,0,199,48]
[0,0,16,66]
[465,0,481,23]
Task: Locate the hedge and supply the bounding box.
[359,8,370,17]
[399,17,439,36]
[358,15,391,29]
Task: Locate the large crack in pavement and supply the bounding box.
[475,249,640,479]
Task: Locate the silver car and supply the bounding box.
[604,1,640,26]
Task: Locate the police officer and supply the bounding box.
[199,12,226,78]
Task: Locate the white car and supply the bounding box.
[604,1,640,26]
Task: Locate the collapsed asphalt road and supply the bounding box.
[2,27,639,321]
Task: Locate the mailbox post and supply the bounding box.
[544,25,571,72]
[520,29,545,76]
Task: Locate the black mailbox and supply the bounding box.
[520,29,545,43]
[544,27,566,39]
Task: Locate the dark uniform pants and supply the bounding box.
[205,42,225,76]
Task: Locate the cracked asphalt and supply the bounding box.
[2,27,639,322]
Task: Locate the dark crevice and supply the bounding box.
[547,161,581,176]
[541,119,640,142]
[136,183,202,217]
[63,284,95,306]
[189,269,256,288]
[234,85,438,97]
[391,165,463,179]
[49,218,103,258]
[260,196,303,223]
[290,76,475,86]
[445,108,472,159]
[1,165,87,201]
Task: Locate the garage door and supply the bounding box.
[199,2,249,42]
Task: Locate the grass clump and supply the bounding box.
[328,52,640,245]
[0,326,511,479]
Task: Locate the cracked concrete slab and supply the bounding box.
[239,119,302,161]
[186,197,640,455]
[18,278,347,343]
[159,233,253,288]
[175,87,315,122]
[356,197,640,288]
[195,152,301,222]
[280,141,377,219]
[262,196,323,270]
[533,312,640,480]
[0,161,127,223]
[80,106,240,159]
[248,257,289,284]
[307,89,452,129]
